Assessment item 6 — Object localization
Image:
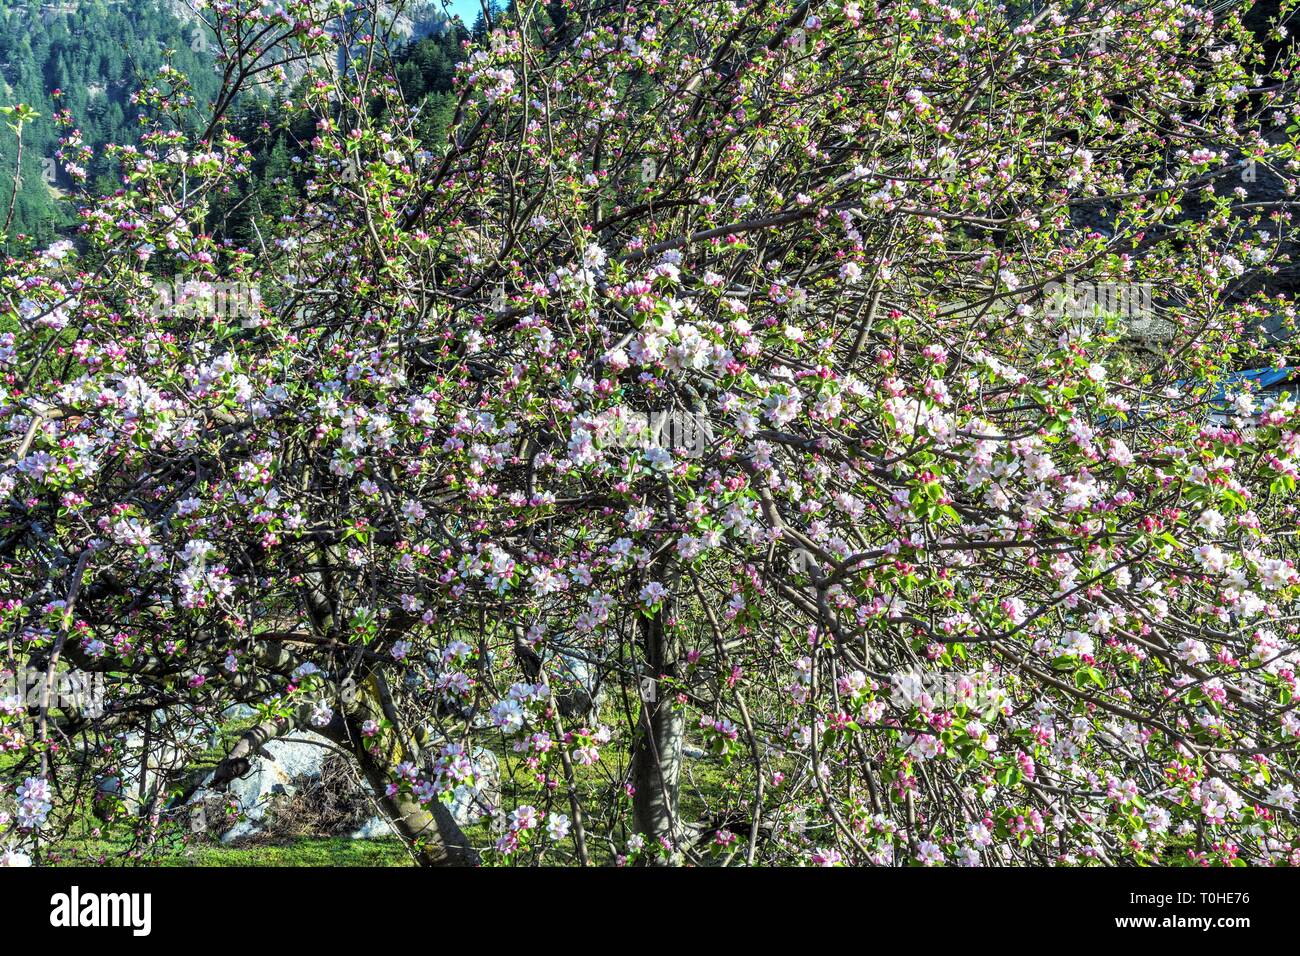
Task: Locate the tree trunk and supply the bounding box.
[340,721,481,867]
[631,593,685,860]
[319,676,480,866]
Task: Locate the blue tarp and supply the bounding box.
[1219,367,1297,395]
[1100,367,1296,430]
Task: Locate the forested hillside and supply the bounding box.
[0,0,224,242]
[0,0,479,248]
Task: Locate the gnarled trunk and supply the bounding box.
[319,676,480,867]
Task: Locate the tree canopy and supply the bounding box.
[3,0,1300,867]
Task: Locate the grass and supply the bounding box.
[47,835,414,867]
[161,837,415,866]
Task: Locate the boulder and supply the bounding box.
[172,722,505,841]
[418,740,502,827]
[349,815,395,840]
[449,746,501,826]
[187,730,336,843]
[108,733,193,812]
[549,650,604,719]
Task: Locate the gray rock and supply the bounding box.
[549,649,604,719]
[419,740,501,827]
[112,732,192,811]
[450,748,501,826]
[183,726,504,841]
[188,730,337,843]
[350,815,396,840]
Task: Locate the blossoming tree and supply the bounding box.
[3,0,1300,866]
